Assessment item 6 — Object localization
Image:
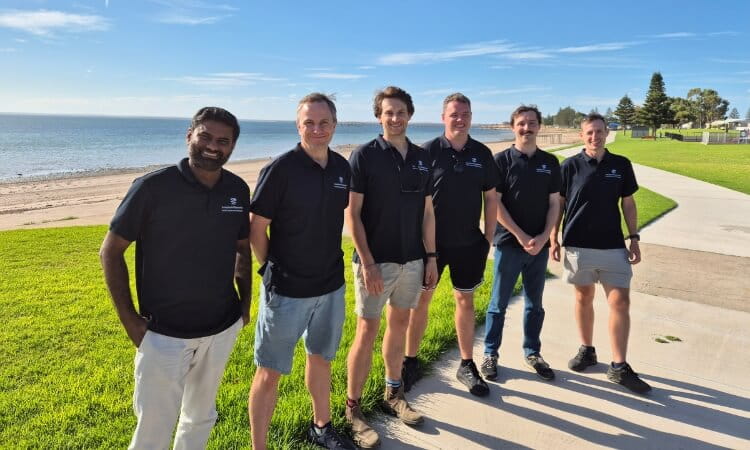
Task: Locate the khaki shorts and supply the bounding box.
[564,247,633,288]
[353,259,424,319]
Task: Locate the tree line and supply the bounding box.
[543,72,747,132]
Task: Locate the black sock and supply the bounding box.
[404,355,417,363]
[314,421,330,434]
[460,359,473,367]
[612,361,626,369]
[585,345,595,351]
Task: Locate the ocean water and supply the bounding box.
[0,114,513,181]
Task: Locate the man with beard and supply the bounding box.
[247,93,355,450]
[100,107,251,449]
[403,93,498,397]
[481,105,560,382]
[344,86,438,448]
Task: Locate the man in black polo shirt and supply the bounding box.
[344,86,438,448]
[481,105,560,383]
[100,107,251,449]
[247,93,355,450]
[550,113,650,394]
[403,93,498,397]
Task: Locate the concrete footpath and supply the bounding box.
[371,265,750,449]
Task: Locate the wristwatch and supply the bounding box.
[626,234,640,241]
[425,252,438,258]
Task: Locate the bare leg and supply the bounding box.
[346,316,380,400]
[603,284,630,363]
[306,354,332,427]
[405,289,434,357]
[382,305,411,381]
[573,284,596,346]
[454,290,475,360]
[248,367,281,450]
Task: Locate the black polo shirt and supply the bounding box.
[424,135,499,249]
[349,135,433,264]
[560,149,638,249]
[250,145,350,298]
[494,146,561,248]
[110,158,249,339]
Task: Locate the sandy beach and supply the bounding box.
[0,134,580,231]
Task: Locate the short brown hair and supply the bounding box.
[443,92,471,111]
[297,92,337,123]
[581,112,607,128]
[373,86,414,118]
[510,105,542,126]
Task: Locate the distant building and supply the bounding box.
[631,126,649,138]
[608,122,619,130]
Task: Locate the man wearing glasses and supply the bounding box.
[481,105,561,383]
[403,93,498,397]
[344,86,438,448]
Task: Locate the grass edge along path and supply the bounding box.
[0,227,513,449]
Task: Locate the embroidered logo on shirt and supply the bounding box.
[333,175,348,190]
[465,156,483,168]
[535,164,552,174]
[221,196,244,213]
[604,169,622,179]
[412,160,430,172]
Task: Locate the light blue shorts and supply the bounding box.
[254,284,345,374]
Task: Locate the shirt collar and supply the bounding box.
[510,144,540,160]
[580,148,610,164]
[293,143,333,169]
[177,157,227,188]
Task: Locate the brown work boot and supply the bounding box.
[345,401,381,448]
[382,384,424,425]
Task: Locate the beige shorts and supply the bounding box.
[353,259,424,319]
[563,247,633,288]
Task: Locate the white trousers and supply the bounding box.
[129,318,242,450]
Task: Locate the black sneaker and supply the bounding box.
[480,355,498,381]
[306,422,357,449]
[525,354,555,381]
[402,357,421,392]
[568,345,598,372]
[607,363,652,394]
[456,360,490,396]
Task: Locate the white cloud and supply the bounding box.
[708,31,740,37]
[558,42,640,53]
[357,65,375,70]
[0,10,109,36]
[490,64,512,69]
[378,40,518,65]
[709,58,750,64]
[150,0,237,25]
[156,14,228,25]
[304,67,335,72]
[647,32,695,39]
[0,47,17,52]
[306,73,366,80]
[502,52,553,60]
[165,72,285,86]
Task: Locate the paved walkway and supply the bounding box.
[371,267,750,449]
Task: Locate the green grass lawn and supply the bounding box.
[608,132,750,195]
[0,226,508,449]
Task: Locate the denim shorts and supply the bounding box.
[254,284,345,374]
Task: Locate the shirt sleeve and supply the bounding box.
[349,146,367,194]
[494,152,508,194]
[110,177,151,242]
[549,156,562,194]
[249,161,283,220]
[621,159,638,197]
[424,151,434,197]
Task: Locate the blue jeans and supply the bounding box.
[483,245,548,358]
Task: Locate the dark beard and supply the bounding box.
[188,143,229,171]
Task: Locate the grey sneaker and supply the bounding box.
[383,384,423,425]
[607,363,652,394]
[345,401,380,448]
[456,361,490,396]
[525,354,555,381]
[480,355,498,381]
[568,345,598,372]
[306,422,357,449]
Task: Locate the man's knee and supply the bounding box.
[574,284,596,304]
[454,290,474,310]
[252,367,282,389]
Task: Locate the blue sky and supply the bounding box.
[1,0,749,123]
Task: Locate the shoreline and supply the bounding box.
[0,137,579,231]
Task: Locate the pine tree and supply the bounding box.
[728,107,739,119]
[640,72,673,134]
[614,95,636,132]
